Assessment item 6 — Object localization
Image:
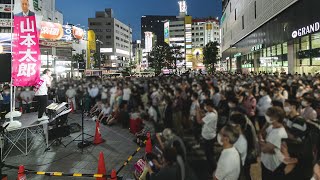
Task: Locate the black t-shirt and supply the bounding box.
[276,163,310,180]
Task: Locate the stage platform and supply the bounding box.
[1,112,49,160]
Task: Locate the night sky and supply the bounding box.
[56,0,221,40]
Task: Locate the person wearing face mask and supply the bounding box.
[1,86,11,114]
[259,106,288,180]
[214,124,241,180]
[196,100,218,178]
[273,138,308,180]
[66,85,77,111]
[190,92,201,147]
[283,99,307,140]
[101,86,108,104]
[313,89,320,119]
[256,87,272,129]
[300,96,317,121]
[20,87,34,113]
[35,69,52,121]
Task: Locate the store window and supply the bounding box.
[312,32,320,49]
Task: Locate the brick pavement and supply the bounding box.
[3,113,143,180]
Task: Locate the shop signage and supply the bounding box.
[251,44,263,52]
[234,53,242,58]
[0,4,12,13]
[0,19,11,27]
[292,22,320,38]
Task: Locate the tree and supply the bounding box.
[148,42,174,75]
[203,41,220,73]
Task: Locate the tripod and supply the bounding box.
[65,98,93,152]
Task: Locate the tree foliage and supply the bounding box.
[148,42,174,75]
[203,41,220,73]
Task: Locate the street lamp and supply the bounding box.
[44,50,49,69]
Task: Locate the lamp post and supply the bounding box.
[44,50,49,69]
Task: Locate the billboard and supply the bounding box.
[145,31,153,53]
[87,30,96,69]
[40,21,64,40]
[164,22,170,44]
[0,4,12,13]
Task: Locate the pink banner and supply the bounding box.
[12,16,41,87]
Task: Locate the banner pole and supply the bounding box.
[9,0,13,122]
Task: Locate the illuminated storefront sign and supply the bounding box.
[0,4,12,13]
[292,22,320,38]
[145,31,153,53]
[87,30,96,69]
[0,19,11,27]
[40,21,64,40]
[251,44,263,52]
[116,49,130,56]
[164,22,170,44]
[100,48,113,53]
[178,0,187,14]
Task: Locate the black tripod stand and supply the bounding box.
[65,98,93,152]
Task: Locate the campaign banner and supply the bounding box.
[12,16,41,86]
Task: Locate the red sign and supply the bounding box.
[12,16,41,86]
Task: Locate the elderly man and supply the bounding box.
[15,0,35,17]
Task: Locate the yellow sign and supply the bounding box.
[87,30,96,69]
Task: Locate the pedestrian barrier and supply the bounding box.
[116,140,147,174]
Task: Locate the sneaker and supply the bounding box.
[192,144,201,149]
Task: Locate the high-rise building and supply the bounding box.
[221,0,320,74]
[0,0,63,33]
[88,8,132,69]
[141,15,177,48]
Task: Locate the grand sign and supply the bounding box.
[292,22,320,38]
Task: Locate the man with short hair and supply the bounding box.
[196,99,218,177]
[15,0,35,17]
[35,69,52,121]
[20,87,34,113]
[214,124,241,180]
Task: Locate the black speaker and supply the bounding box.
[0,53,11,82]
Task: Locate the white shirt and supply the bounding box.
[201,111,218,140]
[123,88,131,101]
[88,87,99,98]
[256,95,272,116]
[35,74,51,96]
[66,88,76,98]
[261,126,288,171]
[234,134,248,165]
[20,90,34,104]
[148,106,158,123]
[215,147,241,180]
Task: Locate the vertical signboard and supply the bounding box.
[185,16,192,64]
[144,31,153,53]
[87,30,96,69]
[12,0,41,86]
[164,21,170,44]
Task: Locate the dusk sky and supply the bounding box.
[56,0,221,40]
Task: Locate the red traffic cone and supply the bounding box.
[110,169,117,180]
[96,152,107,180]
[94,120,105,145]
[17,165,27,180]
[19,107,23,113]
[145,132,152,153]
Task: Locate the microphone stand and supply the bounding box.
[65,96,93,152]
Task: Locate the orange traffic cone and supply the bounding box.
[110,169,117,180]
[145,132,152,153]
[96,152,107,180]
[17,165,27,180]
[94,120,105,145]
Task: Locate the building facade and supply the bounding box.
[141,15,177,48]
[221,0,320,74]
[88,8,132,69]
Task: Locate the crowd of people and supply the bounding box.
[1,71,320,180]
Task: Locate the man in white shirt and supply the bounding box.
[122,83,131,103]
[215,125,241,180]
[196,100,218,177]
[20,87,34,113]
[35,69,52,121]
[66,86,77,111]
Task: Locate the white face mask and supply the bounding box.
[245,92,249,96]
[259,91,265,96]
[217,133,223,146]
[265,115,272,124]
[301,101,309,107]
[284,107,291,113]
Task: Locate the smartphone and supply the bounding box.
[148,161,154,167]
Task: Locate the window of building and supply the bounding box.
[200,44,204,46]
[312,33,320,49]
[106,29,111,32]
[200,32,204,36]
[196,38,199,41]
[192,38,195,42]
[242,15,244,29]
[196,33,199,36]
[116,24,119,27]
[106,22,111,25]
[254,1,257,19]
[200,38,204,41]
[192,33,195,36]
[116,36,120,40]
[235,9,237,21]
[200,27,204,30]
[106,35,111,39]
